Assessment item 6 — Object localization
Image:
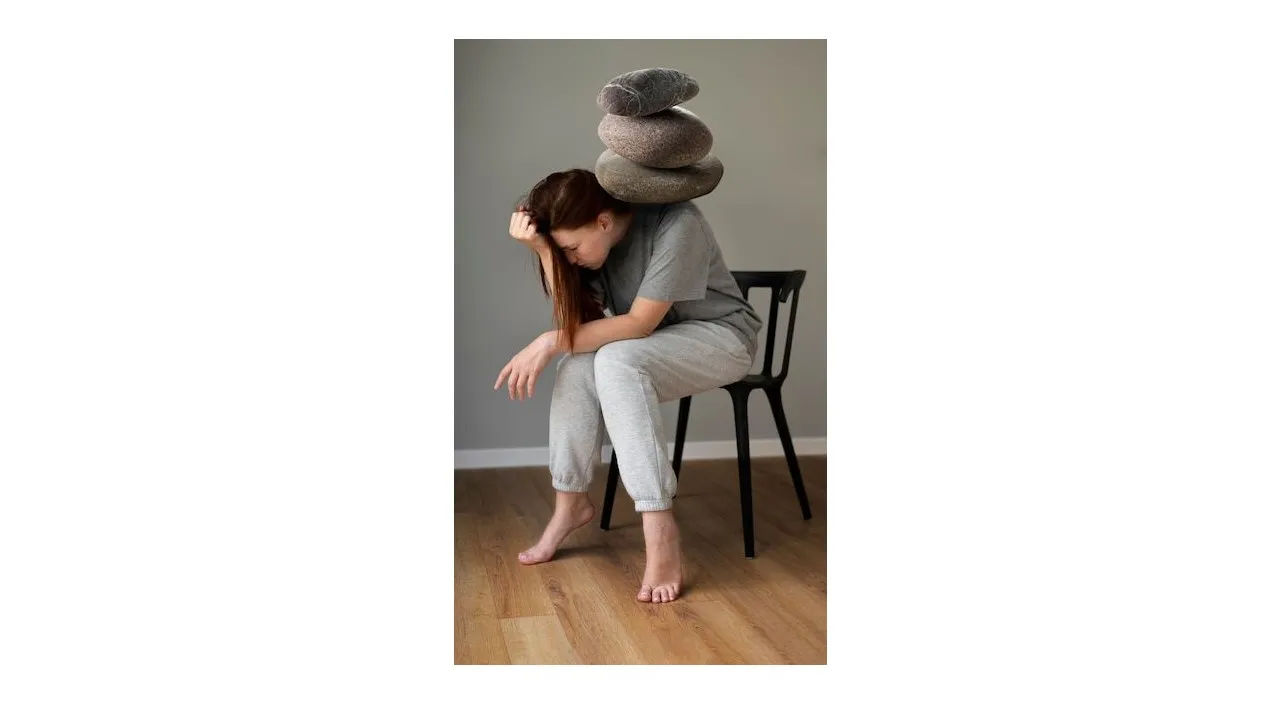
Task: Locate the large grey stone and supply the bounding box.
[594,149,724,203]
[596,67,700,117]
[597,106,713,169]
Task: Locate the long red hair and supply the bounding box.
[519,169,632,348]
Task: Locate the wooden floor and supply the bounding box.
[454,455,826,665]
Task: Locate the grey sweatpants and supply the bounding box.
[548,320,754,512]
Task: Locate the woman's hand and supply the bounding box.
[509,208,550,253]
[494,332,561,400]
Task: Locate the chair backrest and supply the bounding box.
[731,270,807,382]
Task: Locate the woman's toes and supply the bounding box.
[637,585,653,602]
[518,547,546,565]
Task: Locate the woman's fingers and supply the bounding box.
[508,210,544,251]
[498,357,542,401]
[517,367,536,400]
[510,210,535,241]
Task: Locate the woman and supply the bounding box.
[494,169,761,604]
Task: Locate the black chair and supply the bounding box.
[599,270,813,558]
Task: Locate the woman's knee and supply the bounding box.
[554,352,596,387]
[593,339,648,379]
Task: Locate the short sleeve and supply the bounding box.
[635,207,712,302]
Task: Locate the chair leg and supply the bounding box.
[599,451,620,530]
[766,387,812,520]
[730,388,755,559]
[672,396,691,478]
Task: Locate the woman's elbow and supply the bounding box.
[636,320,661,338]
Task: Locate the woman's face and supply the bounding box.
[550,213,618,270]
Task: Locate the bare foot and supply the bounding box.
[637,510,683,603]
[518,491,595,565]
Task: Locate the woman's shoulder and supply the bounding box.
[624,202,709,248]
[658,200,701,218]
[651,200,708,232]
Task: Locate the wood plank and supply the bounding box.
[530,546,655,664]
[471,469,557,619]
[455,613,510,665]
[500,615,580,665]
[454,471,481,514]
[453,458,827,665]
[454,512,510,664]
[630,598,724,664]
[671,600,790,664]
[678,506,827,663]
[689,507,828,641]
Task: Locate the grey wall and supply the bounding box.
[455,39,826,452]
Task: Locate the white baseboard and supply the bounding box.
[454,437,825,470]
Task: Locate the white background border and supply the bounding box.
[2,1,1278,701]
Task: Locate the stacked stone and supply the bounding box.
[593,68,724,204]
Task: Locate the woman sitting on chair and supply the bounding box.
[495,168,761,604]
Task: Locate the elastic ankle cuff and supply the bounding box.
[633,499,672,512]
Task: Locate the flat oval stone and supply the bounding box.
[596,67,700,117]
[595,149,724,203]
[598,106,713,169]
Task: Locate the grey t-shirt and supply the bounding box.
[593,201,762,355]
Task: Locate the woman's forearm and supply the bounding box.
[544,314,650,356]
